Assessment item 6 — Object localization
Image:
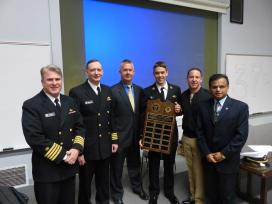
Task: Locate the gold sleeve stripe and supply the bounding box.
[44,143,62,161]
[50,145,62,161]
[111,132,118,140]
[74,136,84,146]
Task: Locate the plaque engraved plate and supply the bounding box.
[142,99,175,154]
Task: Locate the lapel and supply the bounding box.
[151,83,160,99]
[133,84,140,113]
[40,91,56,113]
[83,81,101,111]
[83,80,97,100]
[166,83,175,100]
[40,91,63,126]
[217,96,232,122]
[60,95,69,127]
[99,85,107,111]
[117,82,133,112]
[207,98,216,125]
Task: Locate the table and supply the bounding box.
[237,161,272,204]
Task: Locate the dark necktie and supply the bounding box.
[54,98,61,119]
[214,100,221,122]
[97,86,101,97]
[160,87,165,102]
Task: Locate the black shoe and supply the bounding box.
[148,194,158,204]
[182,198,195,204]
[133,189,149,200]
[113,199,124,204]
[165,194,180,204]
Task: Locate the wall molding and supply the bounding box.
[150,0,229,13]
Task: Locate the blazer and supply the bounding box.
[69,81,118,161]
[196,96,249,173]
[22,90,85,182]
[143,82,182,144]
[111,81,144,149]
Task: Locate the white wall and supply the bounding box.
[218,0,272,147]
[0,0,62,183]
[219,0,272,71]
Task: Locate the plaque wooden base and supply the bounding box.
[142,99,175,154]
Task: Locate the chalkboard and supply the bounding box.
[226,54,272,115]
[0,43,51,151]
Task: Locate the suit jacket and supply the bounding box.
[196,96,249,173]
[143,82,182,144]
[111,81,144,149]
[69,81,118,161]
[22,90,85,182]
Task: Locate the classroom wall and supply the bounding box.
[218,0,272,148]
[1,0,271,185]
[0,0,62,183]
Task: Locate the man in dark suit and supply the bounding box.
[196,74,249,204]
[180,68,211,204]
[110,59,148,204]
[141,61,182,204]
[22,64,85,204]
[69,59,118,204]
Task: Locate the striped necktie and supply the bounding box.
[127,85,135,112]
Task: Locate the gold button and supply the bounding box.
[98,113,101,116]
[45,147,49,151]
[99,134,102,137]
[60,142,63,145]
[69,129,72,132]
[59,131,62,135]
[108,122,110,125]
[99,124,101,127]
[107,111,109,114]
[108,132,110,135]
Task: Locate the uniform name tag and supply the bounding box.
[45,112,55,117]
[85,100,93,104]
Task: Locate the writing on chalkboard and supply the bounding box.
[226,54,272,115]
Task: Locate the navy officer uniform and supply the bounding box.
[143,82,182,203]
[69,80,118,204]
[22,90,85,204]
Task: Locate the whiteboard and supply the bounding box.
[0,43,51,151]
[226,54,272,115]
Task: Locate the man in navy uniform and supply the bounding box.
[69,59,118,204]
[141,61,182,204]
[110,59,148,204]
[196,74,249,204]
[22,64,85,204]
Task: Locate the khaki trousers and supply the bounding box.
[182,135,205,204]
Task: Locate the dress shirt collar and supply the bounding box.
[215,96,227,107]
[44,91,61,105]
[156,81,168,92]
[88,79,101,95]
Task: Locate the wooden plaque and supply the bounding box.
[142,99,175,154]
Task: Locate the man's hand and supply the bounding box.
[64,148,80,165]
[174,102,181,113]
[206,152,226,163]
[213,152,226,162]
[112,144,118,153]
[78,154,86,166]
[206,153,217,163]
